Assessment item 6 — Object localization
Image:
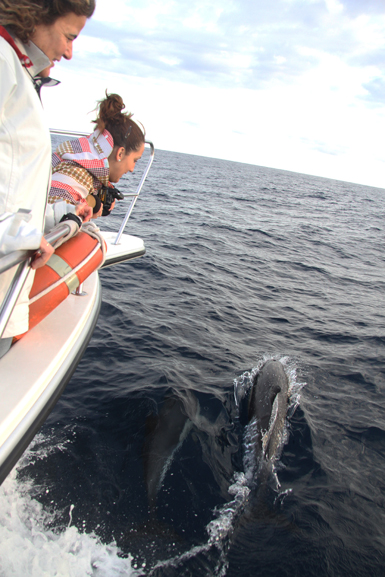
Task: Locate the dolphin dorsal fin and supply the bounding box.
[269,384,281,407]
[262,394,280,457]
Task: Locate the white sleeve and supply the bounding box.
[44,201,77,233]
[0,211,42,256]
[0,51,43,254]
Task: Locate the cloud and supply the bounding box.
[76,0,384,97]
[361,77,385,107]
[325,0,344,15]
[74,35,121,57]
[300,137,347,156]
[341,0,385,17]
[45,0,385,188]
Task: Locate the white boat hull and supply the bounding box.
[0,232,146,484]
[0,272,101,484]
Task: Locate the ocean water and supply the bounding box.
[1,142,385,576]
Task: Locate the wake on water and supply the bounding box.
[0,356,305,577]
[0,438,141,577]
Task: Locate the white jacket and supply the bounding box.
[0,35,52,337]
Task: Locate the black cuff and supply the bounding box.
[59,212,82,227]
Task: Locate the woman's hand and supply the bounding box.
[76,204,93,222]
[107,200,116,214]
[31,237,54,270]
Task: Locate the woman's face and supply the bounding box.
[31,13,87,77]
[109,143,145,183]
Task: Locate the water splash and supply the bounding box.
[147,473,251,576]
[0,436,141,577]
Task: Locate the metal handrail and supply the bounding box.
[50,128,92,138]
[0,223,71,338]
[114,140,154,245]
[0,223,71,276]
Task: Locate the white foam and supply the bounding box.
[0,441,141,577]
[148,472,251,576]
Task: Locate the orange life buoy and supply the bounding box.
[14,231,105,340]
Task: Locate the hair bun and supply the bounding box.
[99,92,126,124]
[92,90,145,153]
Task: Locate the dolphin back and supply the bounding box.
[248,360,289,461]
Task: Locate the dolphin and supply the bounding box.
[142,361,290,516]
[142,389,234,510]
[209,359,293,548]
[137,364,292,568]
[143,391,198,510]
[248,359,289,464]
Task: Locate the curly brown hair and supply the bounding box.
[93,92,146,154]
[0,0,95,44]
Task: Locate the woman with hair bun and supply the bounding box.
[49,93,146,219]
[0,0,95,355]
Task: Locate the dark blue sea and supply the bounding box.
[1,141,385,576]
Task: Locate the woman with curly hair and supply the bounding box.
[0,0,95,356]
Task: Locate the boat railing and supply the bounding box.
[113,140,154,245]
[0,223,73,338]
[0,132,155,338]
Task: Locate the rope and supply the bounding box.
[28,244,100,305]
[81,221,106,267]
[50,219,80,249]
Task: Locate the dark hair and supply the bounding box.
[0,0,95,44]
[93,92,146,154]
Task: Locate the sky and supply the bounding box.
[43,0,385,189]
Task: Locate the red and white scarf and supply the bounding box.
[50,129,114,206]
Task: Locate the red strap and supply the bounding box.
[0,26,33,68]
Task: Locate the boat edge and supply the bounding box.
[0,277,102,485]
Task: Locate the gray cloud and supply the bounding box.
[81,0,384,101]
[300,137,348,156]
[361,77,385,107]
[341,0,384,17]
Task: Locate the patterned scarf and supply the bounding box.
[50,129,114,206]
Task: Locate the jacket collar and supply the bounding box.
[15,37,52,77]
[0,26,51,76]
